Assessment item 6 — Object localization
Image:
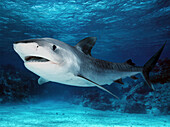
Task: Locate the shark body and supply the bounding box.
[13,37,165,98]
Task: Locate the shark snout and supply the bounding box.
[14,41,23,44]
[13,38,45,44]
[13,41,56,63]
[13,41,40,59]
[14,40,35,44]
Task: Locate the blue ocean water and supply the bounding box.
[0,0,170,126]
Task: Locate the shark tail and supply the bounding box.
[142,41,166,90]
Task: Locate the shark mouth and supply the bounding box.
[25,56,50,62]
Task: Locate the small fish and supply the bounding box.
[13,37,166,99]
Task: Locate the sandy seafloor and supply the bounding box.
[0,101,169,127]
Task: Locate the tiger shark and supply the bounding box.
[13,37,166,99]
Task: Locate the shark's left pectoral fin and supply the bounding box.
[38,77,49,85]
[77,74,119,99]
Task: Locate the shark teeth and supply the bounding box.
[25,56,50,62]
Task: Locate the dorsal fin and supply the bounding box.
[75,37,97,56]
[125,59,136,66]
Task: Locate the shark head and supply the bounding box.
[13,38,80,80]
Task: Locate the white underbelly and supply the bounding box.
[24,62,95,87]
[48,73,95,87]
[25,62,141,87]
[49,71,141,87]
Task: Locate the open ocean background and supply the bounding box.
[0,0,170,126]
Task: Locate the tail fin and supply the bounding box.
[142,41,166,90]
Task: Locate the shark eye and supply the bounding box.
[53,45,57,51]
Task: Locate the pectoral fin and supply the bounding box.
[38,77,49,85]
[77,74,119,99]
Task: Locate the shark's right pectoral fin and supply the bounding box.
[77,74,119,99]
[38,77,49,85]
